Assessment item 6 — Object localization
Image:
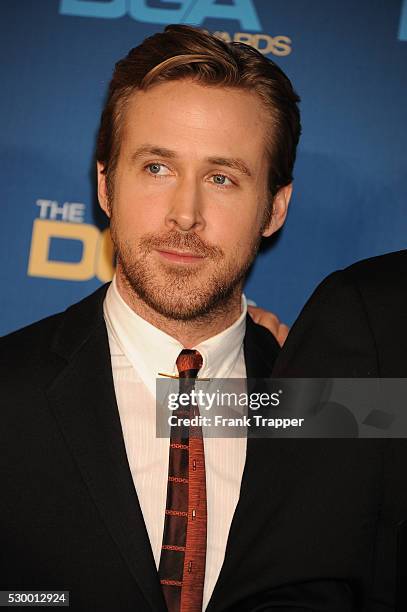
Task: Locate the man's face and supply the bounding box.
[98,79,291,320]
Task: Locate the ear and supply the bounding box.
[97,161,111,218]
[262,183,292,238]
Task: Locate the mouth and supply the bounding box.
[156,249,206,264]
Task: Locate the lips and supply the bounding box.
[156,249,205,264]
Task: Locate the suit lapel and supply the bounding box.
[243,313,280,379]
[45,285,166,612]
[206,316,281,611]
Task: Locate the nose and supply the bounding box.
[164,176,205,232]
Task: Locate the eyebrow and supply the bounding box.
[130,144,253,177]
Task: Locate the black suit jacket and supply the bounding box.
[273,249,407,611]
[0,283,382,611]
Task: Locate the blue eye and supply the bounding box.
[147,163,162,174]
[212,174,232,187]
[144,163,172,179]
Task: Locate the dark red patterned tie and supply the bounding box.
[159,349,207,612]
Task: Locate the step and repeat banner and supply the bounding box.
[1,0,406,335]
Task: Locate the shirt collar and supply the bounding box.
[103,274,247,396]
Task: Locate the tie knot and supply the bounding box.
[176,349,203,378]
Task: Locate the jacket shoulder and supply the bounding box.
[274,250,407,376]
[0,283,110,380]
[0,311,64,361]
[344,250,407,374]
[344,249,407,289]
[272,267,378,377]
[0,311,68,397]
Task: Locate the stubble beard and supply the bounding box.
[110,216,263,323]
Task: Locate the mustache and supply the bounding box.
[138,232,224,259]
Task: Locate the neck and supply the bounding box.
[115,271,243,348]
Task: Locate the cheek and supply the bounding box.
[113,183,165,232]
[207,221,255,260]
[207,203,262,250]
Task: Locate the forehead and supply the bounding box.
[120,79,267,167]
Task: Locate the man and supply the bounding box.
[0,25,371,612]
[272,249,407,610]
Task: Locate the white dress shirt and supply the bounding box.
[103,275,247,610]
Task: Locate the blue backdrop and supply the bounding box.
[1,0,406,335]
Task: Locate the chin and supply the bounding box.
[119,254,245,320]
[141,292,218,321]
